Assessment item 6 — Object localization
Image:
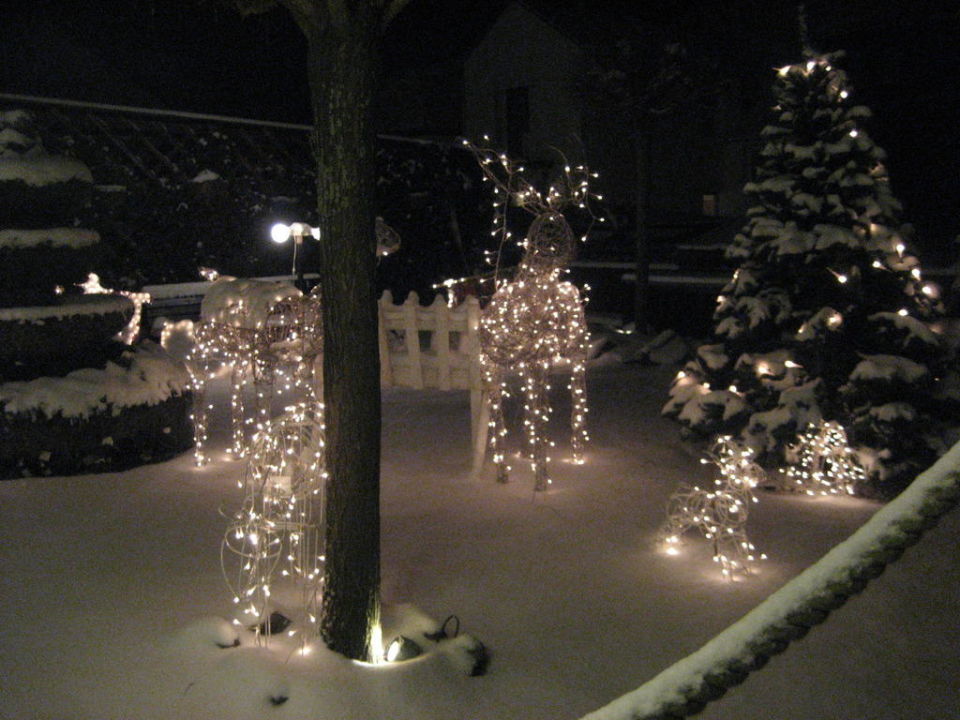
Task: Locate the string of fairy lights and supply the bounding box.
[781,420,866,496]
[221,400,326,647]
[457,138,598,490]
[659,419,867,580]
[659,436,767,580]
[78,272,151,345]
[185,281,323,466]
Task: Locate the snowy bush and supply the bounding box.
[0,344,193,478]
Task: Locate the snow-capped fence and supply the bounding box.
[578,444,960,720]
[378,290,487,474]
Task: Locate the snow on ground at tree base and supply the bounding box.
[1,359,958,720]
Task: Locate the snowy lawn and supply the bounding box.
[1,357,958,719]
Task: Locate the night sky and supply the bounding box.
[1,0,957,249]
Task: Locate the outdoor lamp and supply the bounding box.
[385,635,422,662]
[269,222,321,291]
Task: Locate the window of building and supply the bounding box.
[702,193,719,217]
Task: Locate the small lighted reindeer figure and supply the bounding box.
[187,220,400,466]
[463,139,598,490]
[659,436,767,580]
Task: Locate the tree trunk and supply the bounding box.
[306,16,381,662]
[633,129,652,333]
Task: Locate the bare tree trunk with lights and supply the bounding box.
[236,0,409,662]
[308,14,382,662]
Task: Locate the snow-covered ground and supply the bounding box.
[1,354,958,720]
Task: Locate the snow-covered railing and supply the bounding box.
[578,444,960,720]
[378,291,486,472]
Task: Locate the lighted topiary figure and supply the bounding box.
[663,52,956,496]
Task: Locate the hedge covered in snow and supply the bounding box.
[0,295,133,381]
[0,344,193,477]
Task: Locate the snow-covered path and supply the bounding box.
[1,360,958,719]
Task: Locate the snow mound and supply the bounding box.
[191,169,221,183]
[0,155,93,186]
[868,402,917,423]
[849,354,928,384]
[868,311,940,347]
[0,344,190,417]
[0,227,100,249]
[200,277,301,329]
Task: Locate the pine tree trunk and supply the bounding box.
[306,17,381,662]
[633,130,652,333]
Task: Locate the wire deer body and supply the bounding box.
[186,280,322,465]
[465,141,596,490]
[659,436,767,579]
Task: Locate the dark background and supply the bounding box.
[2,0,957,256]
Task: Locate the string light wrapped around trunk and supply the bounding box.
[659,436,767,580]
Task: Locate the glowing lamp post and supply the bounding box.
[271,222,321,291]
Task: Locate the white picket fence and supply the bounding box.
[154,282,489,473]
[377,290,487,474]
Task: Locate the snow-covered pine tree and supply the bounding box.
[663,52,954,497]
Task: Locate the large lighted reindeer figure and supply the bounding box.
[464,139,598,490]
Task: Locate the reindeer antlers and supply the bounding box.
[460,136,604,281]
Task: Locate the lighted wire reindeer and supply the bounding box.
[186,278,294,464]
[464,140,597,490]
[659,436,767,580]
[187,220,399,466]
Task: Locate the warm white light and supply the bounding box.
[467,139,593,491]
[782,421,863,496]
[271,223,292,243]
[310,226,321,240]
[659,436,766,580]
